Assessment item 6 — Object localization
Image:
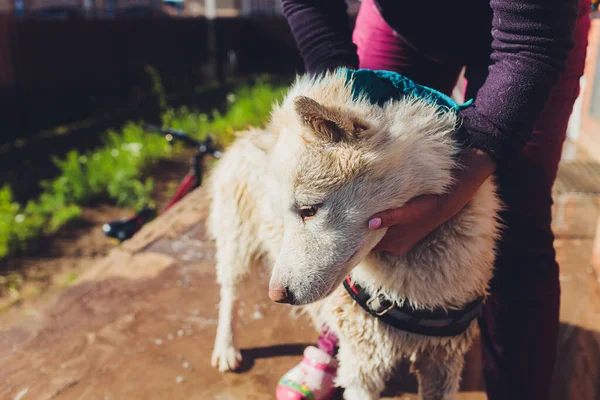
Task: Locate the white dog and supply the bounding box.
[207,70,501,400]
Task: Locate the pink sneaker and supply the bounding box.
[276,346,338,400]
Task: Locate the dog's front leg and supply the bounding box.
[211,283,242,372]
[411,347,464,400]
[335,339,396,400]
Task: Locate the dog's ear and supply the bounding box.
[294,96,368,143]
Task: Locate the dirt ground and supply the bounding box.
[1,139,600,399]
[0,178,599,399]
[0,151,194,329]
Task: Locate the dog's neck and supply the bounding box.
[349,179,499,311]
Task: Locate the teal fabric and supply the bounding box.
[340,68,473,113]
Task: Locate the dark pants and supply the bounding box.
[349,0,591,398]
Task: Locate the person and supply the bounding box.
[275,0,592,399]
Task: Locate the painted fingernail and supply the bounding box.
[368,218,382,230]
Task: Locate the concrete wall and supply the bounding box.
[575,17,600,162]
[0,0,12,13]
[215,0,236,8]
[27,0,83,12]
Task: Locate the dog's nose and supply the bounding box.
[269,285,291,303]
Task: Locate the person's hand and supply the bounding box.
[368,148,496,255]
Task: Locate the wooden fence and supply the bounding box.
[0,14,305,141]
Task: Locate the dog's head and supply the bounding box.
[266,72,460,305]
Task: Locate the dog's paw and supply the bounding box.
[211,342,242,372]
[343,386,378,400]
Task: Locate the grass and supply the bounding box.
[0,74,288,262]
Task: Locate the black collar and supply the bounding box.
[343,276,484,337]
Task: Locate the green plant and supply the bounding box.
[0,185,81,258]
[0,271,24,299]
[44,123,172,210]
[0,185,21,258]
[163,79,287,146]
[0,76,288,261]
[145,65,168,113]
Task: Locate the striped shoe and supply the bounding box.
[276,346,339,400]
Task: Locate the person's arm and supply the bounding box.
[457,0,580,162]
[371,0,581,255]
[281,0,359,74]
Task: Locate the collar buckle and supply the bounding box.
[366,295,396,316]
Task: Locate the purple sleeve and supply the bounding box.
[281,0,359,74]
[282,0,580,162]
[458,0,580,161]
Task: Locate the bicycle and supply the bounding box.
[102,124,222,242]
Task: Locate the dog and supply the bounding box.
[207,70,501,400]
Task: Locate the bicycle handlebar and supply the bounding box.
[144,124,211,148]
[144,124,222,161]
[103,124,222,242]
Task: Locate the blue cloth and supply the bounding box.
[340,68,472,113]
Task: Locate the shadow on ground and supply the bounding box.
[1,188,599,400]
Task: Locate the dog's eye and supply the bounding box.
[299,206,318,221]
